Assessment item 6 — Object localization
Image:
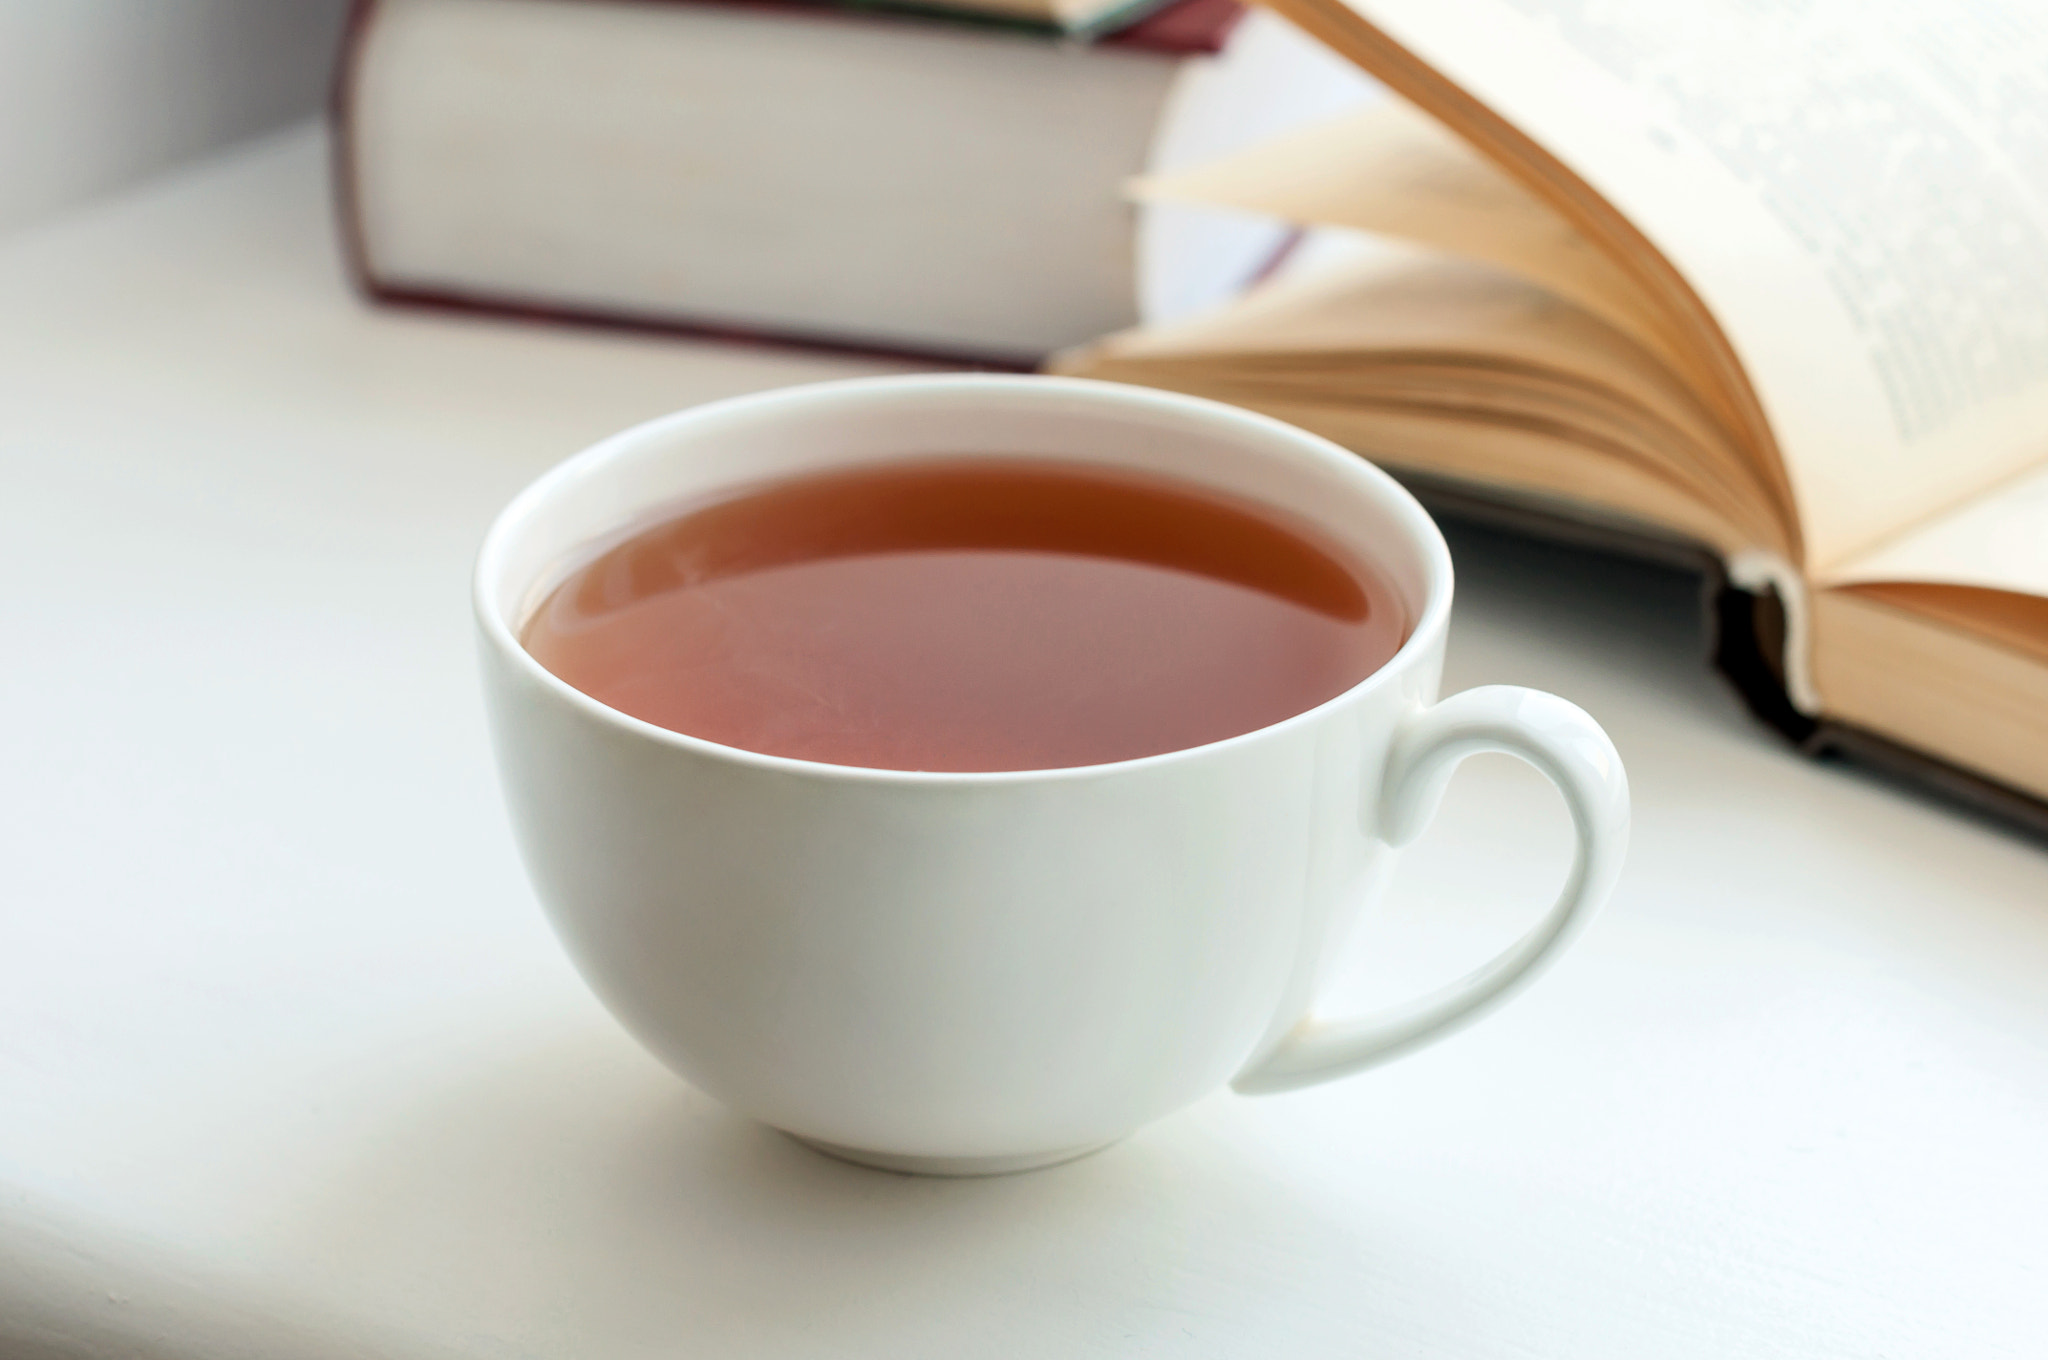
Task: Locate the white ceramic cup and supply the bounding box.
[476,374,1628,1175]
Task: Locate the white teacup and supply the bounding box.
[476,374,1628,1175]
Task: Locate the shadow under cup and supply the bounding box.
[475,374,1455,1174]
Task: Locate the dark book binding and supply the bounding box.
[1397,472,2048,842]
[330,0,1243,369]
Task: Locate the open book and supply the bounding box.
[1056,0,2048,830]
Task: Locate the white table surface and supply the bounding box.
[4,128,2046,1360]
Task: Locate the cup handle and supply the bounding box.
[1233,686,1629,1096]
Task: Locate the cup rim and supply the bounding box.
[474,373,1454,785]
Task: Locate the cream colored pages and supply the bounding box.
[1826,464,2048,598]
[1066,234,1784,552]
[1134,102,1683,367]
[1284,0,2048,574]
[1095,236,1730,464]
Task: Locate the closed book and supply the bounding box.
[334,0,1374,364]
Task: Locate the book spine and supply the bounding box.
[1705,573,1817,745]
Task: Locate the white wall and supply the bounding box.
[0,0,352,237]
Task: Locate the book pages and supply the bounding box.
[1058,237,1787,553]
[1826,463,2048,600]
[1134,102,1684,370]
[1138,11,1384,324]
[1130,101,1786,523]
[1273,0,2048,574]
[1809,590,2048,799]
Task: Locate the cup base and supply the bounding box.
[785,1133,1121,1177]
